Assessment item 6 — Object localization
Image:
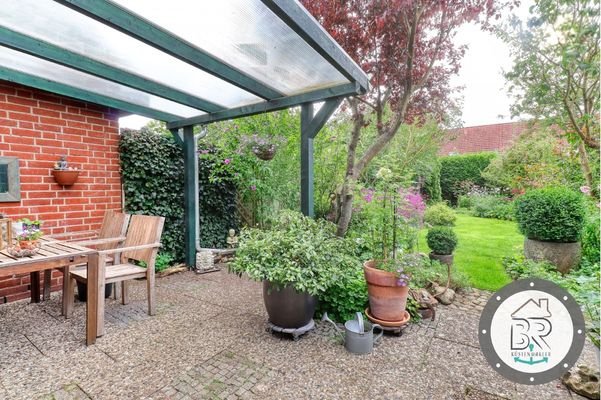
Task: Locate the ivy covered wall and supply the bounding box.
[119,128,238,261]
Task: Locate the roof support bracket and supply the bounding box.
[300,97,343,217]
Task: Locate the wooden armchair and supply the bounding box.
[40,210,129,307]
[64,215,165,331]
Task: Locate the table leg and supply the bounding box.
[30,271,40,303]
[96,253,106,337]
[62,266,73,317]
[43,270,51,301]
[86,253,98,346]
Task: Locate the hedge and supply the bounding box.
[440,152,496,204]
[422,160,442,203]
[120,128,238,261]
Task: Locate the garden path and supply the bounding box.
[0,270,596,400]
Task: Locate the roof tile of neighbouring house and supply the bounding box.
[439,121,529,155]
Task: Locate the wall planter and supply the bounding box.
[524,238,581,274]
[52,169,80,186]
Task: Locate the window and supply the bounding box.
[0,157,20,202]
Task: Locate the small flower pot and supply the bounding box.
[52,170,80,186]
[429,252,453,267]
[18,239,40,251]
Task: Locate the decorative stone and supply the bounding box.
[562,364,600,399]
[432,285,455,305]
[410,288,438,309]
[524,238,581,274]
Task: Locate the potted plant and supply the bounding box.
[426,226,458,267]
[229,210,345,329]
[52,156,81,186]
[358,182,426,323]
[515,187,586,274]
[15,218,43,250]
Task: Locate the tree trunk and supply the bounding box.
[578,141,594,190]
[336,176,356,237]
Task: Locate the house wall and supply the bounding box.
[0,81,122,303]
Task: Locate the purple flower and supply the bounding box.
[362,188,374,203]
[250,185,257,191]
[224,159,231,165]
[580,186,591,195]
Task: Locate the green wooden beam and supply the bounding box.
[0,67,182,122]
[182,125,197,268]
[302,97,343,139]
[55,0,283,100]
[167,82,359,129]
[169,128,183,146]
[300,104,314,217]
[260,0,370,93]
[0,27,223,113]
[300,98,342,217]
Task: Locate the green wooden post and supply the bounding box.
[182,125,197,268]
[300,97,344,217]
[300,104,314,217]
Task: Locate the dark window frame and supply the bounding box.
[0,157,21,202]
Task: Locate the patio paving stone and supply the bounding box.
[0,270,597,400]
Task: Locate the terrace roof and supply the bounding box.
[0,0,368,128]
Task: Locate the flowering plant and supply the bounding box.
[16,218,43,241]
[238,134,286,159]
[353,181,426,286]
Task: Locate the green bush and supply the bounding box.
[503,256,599,307]
[471,195,515,221]
[440,152,497,204]
[426,227,458,255]
[120,128,238,261]
[316,263,368,323]
[515,187,586,242]
[230,210,361,296]
[399,253,470,290]
[457,195,473,209]
[422,160,442,203]
[424,203,456,226]
[582,214,600,264]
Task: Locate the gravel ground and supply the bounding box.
[0,270,597,400]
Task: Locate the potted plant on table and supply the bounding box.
[229,210,351,329]
[15,218,43,250]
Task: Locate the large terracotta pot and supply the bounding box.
[363,260,409,322]
[524,238,581,275]
[262,281,317,329]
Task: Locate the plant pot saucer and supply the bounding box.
[365,308,410,328]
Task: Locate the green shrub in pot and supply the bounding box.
[515,187,586,242]
[424,203,456,226]
[229,210,361,327]
[426,226,458,255]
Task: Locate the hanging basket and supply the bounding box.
[252,147,276,161]
[52,169,80,186]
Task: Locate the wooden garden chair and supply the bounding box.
[64,214,165,334]
[43,210,130,309]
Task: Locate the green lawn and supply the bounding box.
[418,214,523,291]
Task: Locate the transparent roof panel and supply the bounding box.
[0,46,202,119]
[1,0,262,109]
[112,0,350,96]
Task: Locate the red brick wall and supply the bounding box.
[0,81,123,303]
[439,121,529,155]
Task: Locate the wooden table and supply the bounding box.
[0,237,102,345]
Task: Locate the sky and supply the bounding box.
[119,2,533,130]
